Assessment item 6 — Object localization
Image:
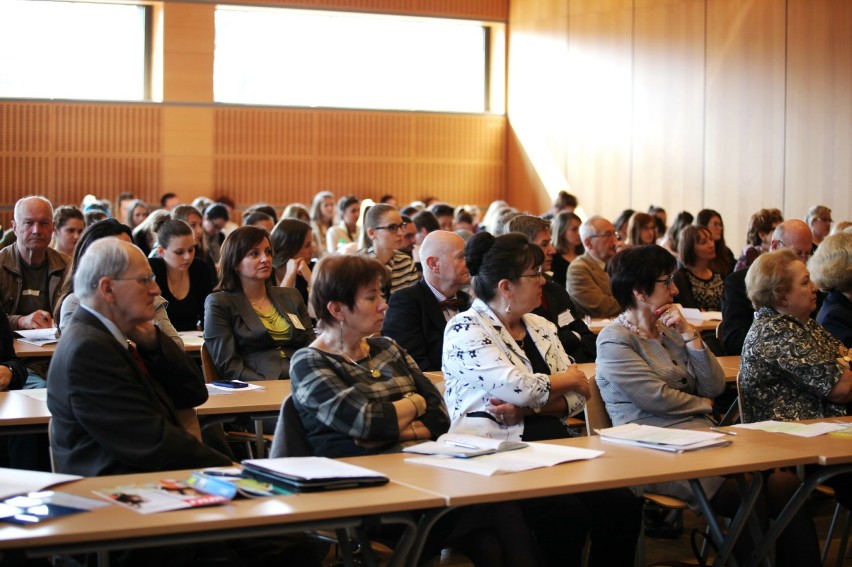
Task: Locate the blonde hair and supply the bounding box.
[746,249,800,309]
[808,232,852,292]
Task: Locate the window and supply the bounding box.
[215,7,502,113]
[0,0,149,101]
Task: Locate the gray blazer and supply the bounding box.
[203,287,314,381]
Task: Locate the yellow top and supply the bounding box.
[253,305,291,357]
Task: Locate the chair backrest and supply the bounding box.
[47,418,57,473]
[715,320,723,340]
[269,396,313,458]
[584,377,613,435]
[200,343,221,383]
[735,371,745,423]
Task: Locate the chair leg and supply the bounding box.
[834,507,851,567]
[822,502,842,565]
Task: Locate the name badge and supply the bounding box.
[287,312,306,331]
[557,309,575,328]
[22,289,41,297]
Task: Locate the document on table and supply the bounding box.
[597,423,730,452]
[0,467,82,500]
[15,327,59,346]
[734,420,851,438]
[12,388,47,401]
[206,382,266,393]
[679,308,722,322]
[405,442,603,476]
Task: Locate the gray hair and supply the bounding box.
[14,195,53,221]
[75,239,132,301]
[579,215,605,243]
[809,232,852,293]
[805,205,831,226]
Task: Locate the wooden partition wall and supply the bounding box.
[0,0,508,228]
[508,0,852,249]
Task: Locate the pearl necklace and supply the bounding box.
[616,313,660,340]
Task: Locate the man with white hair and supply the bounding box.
[382,230,470,371]
[566,215,621,318]
[0,196,69,332]
[47,238,230,476]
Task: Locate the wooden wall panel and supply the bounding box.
[632,0,706,217]
[0,104,51,153]
[563,0,633,220]
[704,0,786,251]
[215,109,316,157]
[226,0,508,21]
[318,113,409,158]
[784,0,852,225]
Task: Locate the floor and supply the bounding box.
[435,494,852,566]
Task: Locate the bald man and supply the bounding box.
[382,231,471,371]
[722,219,818,354]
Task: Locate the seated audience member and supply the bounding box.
[1,196,69,389]
[270,218,314,306]
[624,212,657,248]
[360,204,420,296]
[114,192,136,224]
[244,203,278,224]
[734,208,784,272]
[242,210,274,233]
[48,238,229,474]
[491,208,522,236]
[149,219,213,332]
[566,216,621,318]
[309,190,335,259]
[612,209,634,246]
[454,209,476,235]
[694,209,735,277]
[542,190,578,221]
[648,205,667,240]
[430,203,455,231]
[172,204,214,280]
[202,203,229,264]
[805,204,833,250]
[277,253,541,567]
[442,232,640,567]
[204,226,314,382]
[215,196,239,236]
[810,232,852,347]
[832,220,852,235]
[659,211,693,256]
[282,203,311,223]
[400,215,418,260]
[479,200,510,233]
[721,219,813,355]
[598,245,819,566]
[550,211,583,289]
[379,194,398,206]
[326,195,360,253]
[673,225,724,311]
[382,231,471,371]
[508,215,596,362]
[52,205,85,258]
[740,248,852,537]
[56,219,182,348]
[411,209,440,268]
[124,199,150,230]
[159,192,180,210]
[131,208,170,258]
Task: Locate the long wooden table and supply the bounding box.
[14,331,204,359]
[0,468,444,567]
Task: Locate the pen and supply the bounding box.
[445,441,479,450]
[710,427,737,436]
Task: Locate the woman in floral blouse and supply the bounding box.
[443,232,641,567]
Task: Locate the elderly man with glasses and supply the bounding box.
[566,215,622,318]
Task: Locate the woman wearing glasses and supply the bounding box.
[442,232,641,567]
[360,203,420,296]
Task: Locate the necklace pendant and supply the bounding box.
[370,369,382,378]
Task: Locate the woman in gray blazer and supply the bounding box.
[204,226,314,382]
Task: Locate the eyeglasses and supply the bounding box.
[816,217,833,223]
[518,266,544,279]
[655,274,676,288]
[374,223,408,234]
[589,232,621,241]
[777,242,812,262]
[113,273,157,286]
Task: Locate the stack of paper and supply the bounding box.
[405,442,603,476]
[734,420,852,438]
[403,433,527,458]
[597,423,731,452]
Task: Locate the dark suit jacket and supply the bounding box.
[721,269,752,356]
[203,287,314,381]
[533,277,597,363]
[0,304,26,390]
[46,308,229,476]
[382,278,470,372]
[817,290,852,348]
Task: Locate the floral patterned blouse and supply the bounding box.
[740,307,846,422]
